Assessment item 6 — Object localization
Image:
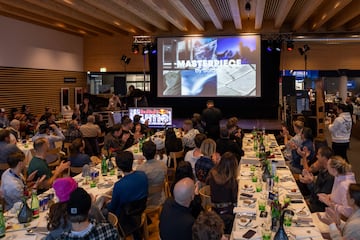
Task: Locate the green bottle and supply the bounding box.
[101,155,108,176]
[31,189,39,219]
[0,204,5,238]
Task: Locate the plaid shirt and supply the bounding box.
[59,221,118,240]
[64,127,83,143]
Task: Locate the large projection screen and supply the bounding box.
[157,35,261,97]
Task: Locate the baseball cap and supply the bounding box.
[67,187,91,216]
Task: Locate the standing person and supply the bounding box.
[185,133,207,178]
[201,100,222,140]
[195,138,218,183]
[80,96,93,124]
[206,152,238,234]
[328,103,352,162]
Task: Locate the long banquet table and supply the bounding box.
[230,134,324,240]
[4,165,118,240]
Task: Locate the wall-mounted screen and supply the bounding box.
[157,35,261,97]
[128,107,172,128]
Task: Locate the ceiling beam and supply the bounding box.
[140,0,188,31]
[111,0,169,31]
[255,0,266,30]
[274,0,295,28]
[228,0,241,30]
[199,0,223,30]
[327,0,360,30]
[0,3,97,36]
[292,0,324,31]
[81,0,152,33]
[25,0,129,35]
[346,15,360,30]
[168,0,204,31]
[310,0,352,31]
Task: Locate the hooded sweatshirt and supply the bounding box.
[328,112,352,143]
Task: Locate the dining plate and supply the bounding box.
[296,209,310,217]
[238,218,252,227]
[241,171,253,176]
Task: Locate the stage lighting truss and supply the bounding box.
[133,36,156,55]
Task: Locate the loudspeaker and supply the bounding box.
[114,76,127,96]
[282,76,295,96]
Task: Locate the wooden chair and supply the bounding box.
[68,166,83,177]
[108,212,118,227]
[199,185,212,211]
[144,182,164,239]
[63,142,72,158]
[168,150,185,169]
[46,147,61,170]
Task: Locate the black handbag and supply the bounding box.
[18,199,33,223]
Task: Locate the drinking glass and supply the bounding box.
[284,212,293,226]
[256,182,263,192]
[258,199,266,211]
[262,228,271,240]
[250,165,256,171]
[252,175,258,183]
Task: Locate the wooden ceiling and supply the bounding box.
[0,0,359,38]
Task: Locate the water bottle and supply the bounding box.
[101,155,108,176]
[31,189,39,219]
[108,158,115,175]
[138,137,143,152]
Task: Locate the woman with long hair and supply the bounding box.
[68,138,91,167]
[165,128,183,153]
[206,152,238,234]
[319,183,360,240]
[318,156,356,218]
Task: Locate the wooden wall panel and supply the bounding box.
[281,42,360,70]
[84,35,149,72]
[0,67,86,118]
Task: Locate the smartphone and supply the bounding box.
[242,229,256,239]
[291,199,304,204]
[240,193,253,198]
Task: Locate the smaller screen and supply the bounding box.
[128,107,172,128]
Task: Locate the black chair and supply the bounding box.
[83,137,99,156]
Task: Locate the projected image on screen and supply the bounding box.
[157,35,261,97]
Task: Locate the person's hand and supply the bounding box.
[194,181,200,195]
[318,193,332,206]
[299,170,313,184]
[121,133,130,143]
[211,152,221,164]
[317,212,335,225]
[56,160,70,174]
[27,170,38,182]
[325,207,340,226]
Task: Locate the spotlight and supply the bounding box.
[274,40,282,52]
[150,44,157,55]
[266,40,273,52]
[142,45,149,55]
[132,44,139,54]
[286,41,294,51]
[121,55,131,64]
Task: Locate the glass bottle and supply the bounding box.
[31,189,39,218]
[108,158,115,175]
[101,155,108,176]
[138,137,143,152]
[0,204,5,238]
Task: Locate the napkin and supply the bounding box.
[232,229,261,240]
[233,206,257,215]
[288,227,322,240]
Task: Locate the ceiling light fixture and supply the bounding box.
[286,40,294,51]
[121,55,131,65]
[132,43,139,54]
[245,1,251,19]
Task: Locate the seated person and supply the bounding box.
[0,108,10,128]
[165,128,183,153]
[152,136,168,166]
[318,183,360,240]
[60,188,118,239]
[68,138,91,167]
[27,138,69,193]
[299,146,334,213]
[103,124,129,154]
[1,151,35,211]
[282,120,304,161]
[192,211,226,240]
[185,133,206,179]
[107,94,121,110]
[290,127,315,174]
[318,156,356,218]
[195,138,218,183]
[106,151,148,240]
[181,119,200,152]
[32,123,65,163]
[48,177,105,240]
[0,129,19,176]
[226,117,244,149]
[121,118,135,149]
[63,120,82,144]
[8,119,21,144]
[216,127,243,161]
[137,141,167,206]
[79,115,101,139]
[159,178,196,240]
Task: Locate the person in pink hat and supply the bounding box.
[47,177,78,240]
